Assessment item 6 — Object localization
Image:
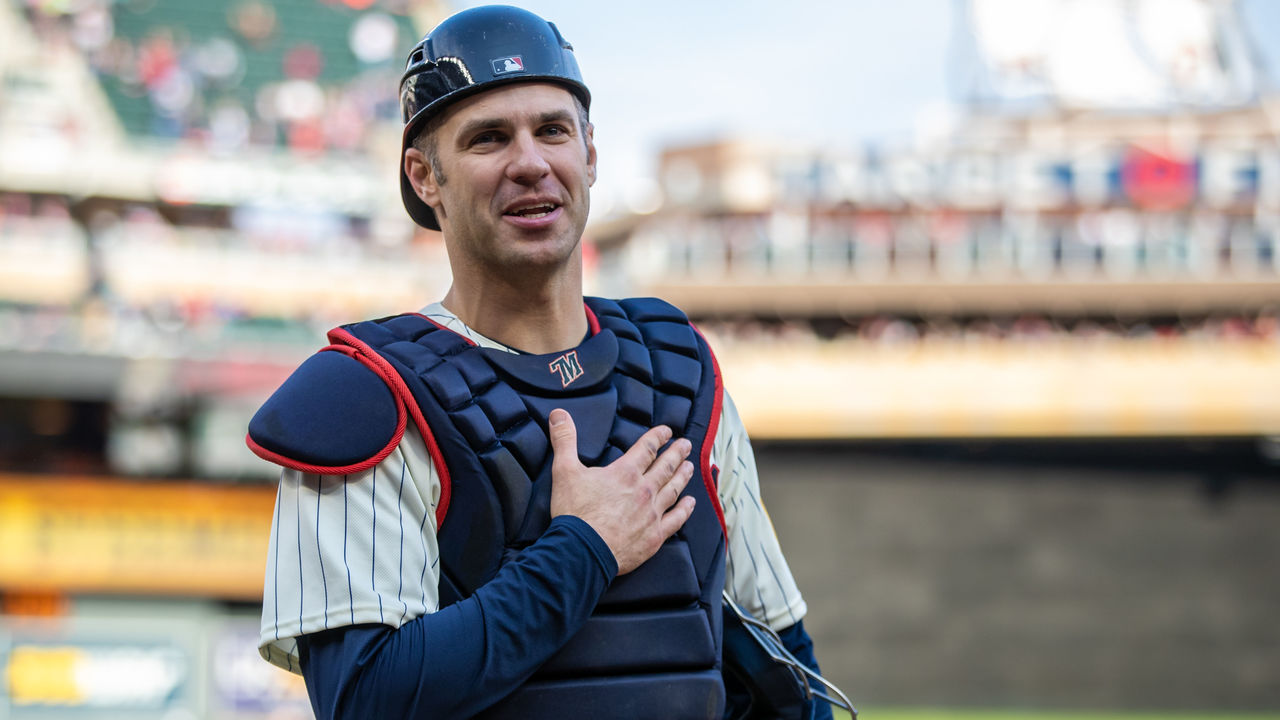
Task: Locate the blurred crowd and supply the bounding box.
[3,188,1277,360]
[5,0,1278,366]
[699,311,1279,349]
[0,298,316,359]
[2,298,1276,362]
[17,0,412,154]
[633,209,1280,282]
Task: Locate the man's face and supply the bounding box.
[406,83,596,275]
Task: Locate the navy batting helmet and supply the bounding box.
[398,5,592,230]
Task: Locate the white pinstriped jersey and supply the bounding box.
[259,302,807,673]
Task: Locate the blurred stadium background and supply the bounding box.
[1,0,1278,717]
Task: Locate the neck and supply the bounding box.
[441,265,588,355]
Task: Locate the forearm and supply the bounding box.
[298,515,617,720]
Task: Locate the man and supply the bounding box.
[247,6,830,719]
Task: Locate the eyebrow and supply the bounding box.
[454,110,578,143]
[533,109,577,127]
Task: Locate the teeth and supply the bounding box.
[511,204,556,218]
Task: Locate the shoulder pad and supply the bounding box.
[588,296,690,325]
[247,349,404,474]
[616,296,690,323]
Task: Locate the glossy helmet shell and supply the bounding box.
[398,5,591,230]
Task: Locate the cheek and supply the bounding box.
[562,158,593,191]
[443,169,492,211]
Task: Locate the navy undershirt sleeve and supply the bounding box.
[297,515,617,720]
[776,619,834,720]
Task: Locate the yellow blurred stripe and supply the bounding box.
[715,337,1280,439]
[0,475,275,599]
[6,646,85,706]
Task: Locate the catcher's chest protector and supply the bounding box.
[342,297,728,720]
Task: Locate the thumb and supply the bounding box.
[548,409,581,469]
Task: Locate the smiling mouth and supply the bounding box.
[506,203,559,219]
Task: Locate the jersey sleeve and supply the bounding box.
[714,391,809,632]
[259,424,443,673]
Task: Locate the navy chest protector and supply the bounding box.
[248,297,729,719]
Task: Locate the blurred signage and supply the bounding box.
[212,627,310,714]
[765,142,1280,211]
[0,475,275,599]
[716,340,1280,439]
[5,643,187,710]
[0,592,68,618]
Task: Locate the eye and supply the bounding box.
[540,124,571,139]
[469,130,504,147]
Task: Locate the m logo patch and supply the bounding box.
[491,56,525,75]
[548,351,584,388]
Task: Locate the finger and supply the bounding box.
[657,495,696,539]
[658,461,694,509]
[548,409,582,472]
[618,424,673,471]
[646,437,692,477]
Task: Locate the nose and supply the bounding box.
[506,131,551,185]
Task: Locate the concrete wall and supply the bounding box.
[755,441,1280,711]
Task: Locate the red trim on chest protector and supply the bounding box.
[692,324,728,540]
[326,327,454,530]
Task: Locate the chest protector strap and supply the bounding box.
[338,297,728,720]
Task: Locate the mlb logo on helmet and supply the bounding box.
[492,56,525,75]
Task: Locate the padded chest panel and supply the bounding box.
[341,298,722,604]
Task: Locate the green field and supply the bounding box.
[839,711,1280,720]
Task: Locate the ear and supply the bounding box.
[584,121,597,187]
[404,147,441,208]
